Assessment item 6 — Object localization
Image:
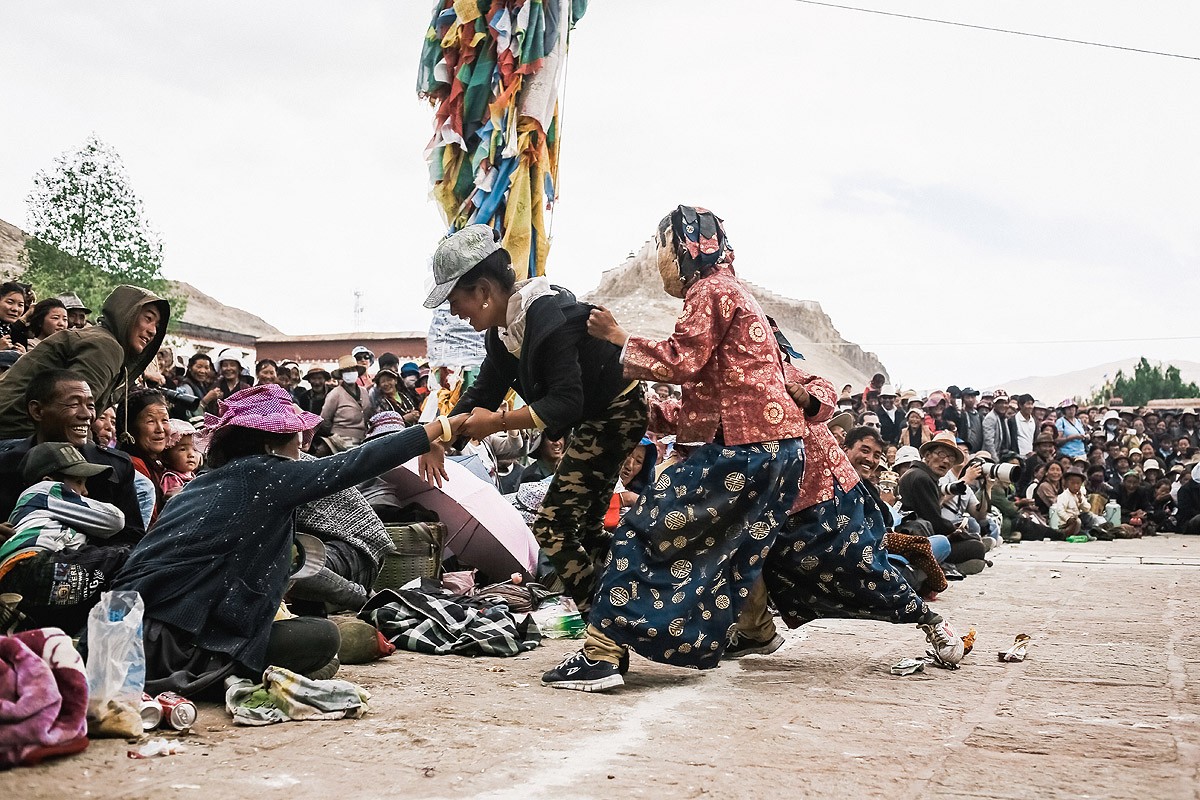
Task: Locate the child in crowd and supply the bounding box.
[159,419,200,497]
[1054,467,1110,539]
[0,442,128,634]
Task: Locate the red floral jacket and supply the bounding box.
[783,362,861,513]
[622,265,808,447]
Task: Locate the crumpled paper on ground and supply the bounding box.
[225,666,370,726]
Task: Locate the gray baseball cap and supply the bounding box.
[423,224,502,309]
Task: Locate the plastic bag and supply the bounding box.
[85,591,146,738]
[530,599,585,639]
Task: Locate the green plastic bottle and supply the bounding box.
[1065,534,1090,543]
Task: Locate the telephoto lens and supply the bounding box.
[160,388,201,411]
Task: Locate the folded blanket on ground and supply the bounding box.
[225,666,370,727]
[0,628,89,769]
[360,588,541,657]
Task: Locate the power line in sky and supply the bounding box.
[804,335,1200,348]
[790,0,1200,62]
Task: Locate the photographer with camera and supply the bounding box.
[940,450,997,558]
[897,431,990,574]
[988,451,1061,542]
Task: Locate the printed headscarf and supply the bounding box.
[665,205,731,285]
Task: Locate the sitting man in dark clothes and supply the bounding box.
[897,430,989,573]
[1176,460,1200,534]
[1114,469,1155,531]
[0,369,145,545]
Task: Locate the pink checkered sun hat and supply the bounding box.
[195,384,322,453]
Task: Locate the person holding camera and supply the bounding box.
[990,453,1062,542]
[897,431,990,572]
[941,451,996,555]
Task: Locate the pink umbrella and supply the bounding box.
[382,458,540,582]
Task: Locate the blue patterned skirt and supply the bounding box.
[589,439,805,670]
[765,479,926,627]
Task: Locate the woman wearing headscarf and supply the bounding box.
[419,225,647,611]
[545,206,812,691]
[551,207,961,693]
[111,384,464,696]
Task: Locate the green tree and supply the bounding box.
[1087,358,1200,406]
[20,134,183,318]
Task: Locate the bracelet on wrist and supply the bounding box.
[500,407,508,430]
[437,415,453,443]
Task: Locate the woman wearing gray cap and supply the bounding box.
[421,224,647,608]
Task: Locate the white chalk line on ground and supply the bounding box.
[450,627,810,800]
[461,679,709,800]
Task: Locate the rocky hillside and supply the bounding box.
[0,219,25,278]
[584,242,887,389]
[0,217,282,337]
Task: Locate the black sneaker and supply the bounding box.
[541,650,623,692]
[722,632,784,659]
[942,563,966,581]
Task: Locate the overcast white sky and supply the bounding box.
[2,1,1197,389]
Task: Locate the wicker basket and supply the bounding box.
[372,522,446,591]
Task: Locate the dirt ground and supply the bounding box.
[5,535,1199,800]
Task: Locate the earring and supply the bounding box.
[482,301,489,309]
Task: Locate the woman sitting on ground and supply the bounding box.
[111,384,463,697]
[1035,461,1066,517]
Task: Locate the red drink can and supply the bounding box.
[155,691,197,730]
[139,692,162,731]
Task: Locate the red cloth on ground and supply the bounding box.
[0,628,89,769]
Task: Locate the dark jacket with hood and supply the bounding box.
[450,286,628,439]
[0,286,170,438]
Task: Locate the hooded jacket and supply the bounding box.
[0,286,170,438]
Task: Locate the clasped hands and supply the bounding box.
[416,408,522,487]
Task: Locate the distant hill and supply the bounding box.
[0,219,25,277]
[995,358,1200,403]
[0,217,284,338]
[584,241,887,389]
[170,280,282,338]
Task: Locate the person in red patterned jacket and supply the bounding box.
[542,206,814,692]
[723,333,965,665]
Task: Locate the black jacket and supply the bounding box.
[451,286,627,438]
[1178,480,1200,524]
[897,462,956,537]
[0,436,146,545]
[877,405,904,445]
[113,427,430,673]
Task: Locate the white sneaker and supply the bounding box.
[919,618,964,666]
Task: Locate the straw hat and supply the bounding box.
[828,411,855,433]
[304,366,331,381]
[919,431,965,465]
[336,354,367,375]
